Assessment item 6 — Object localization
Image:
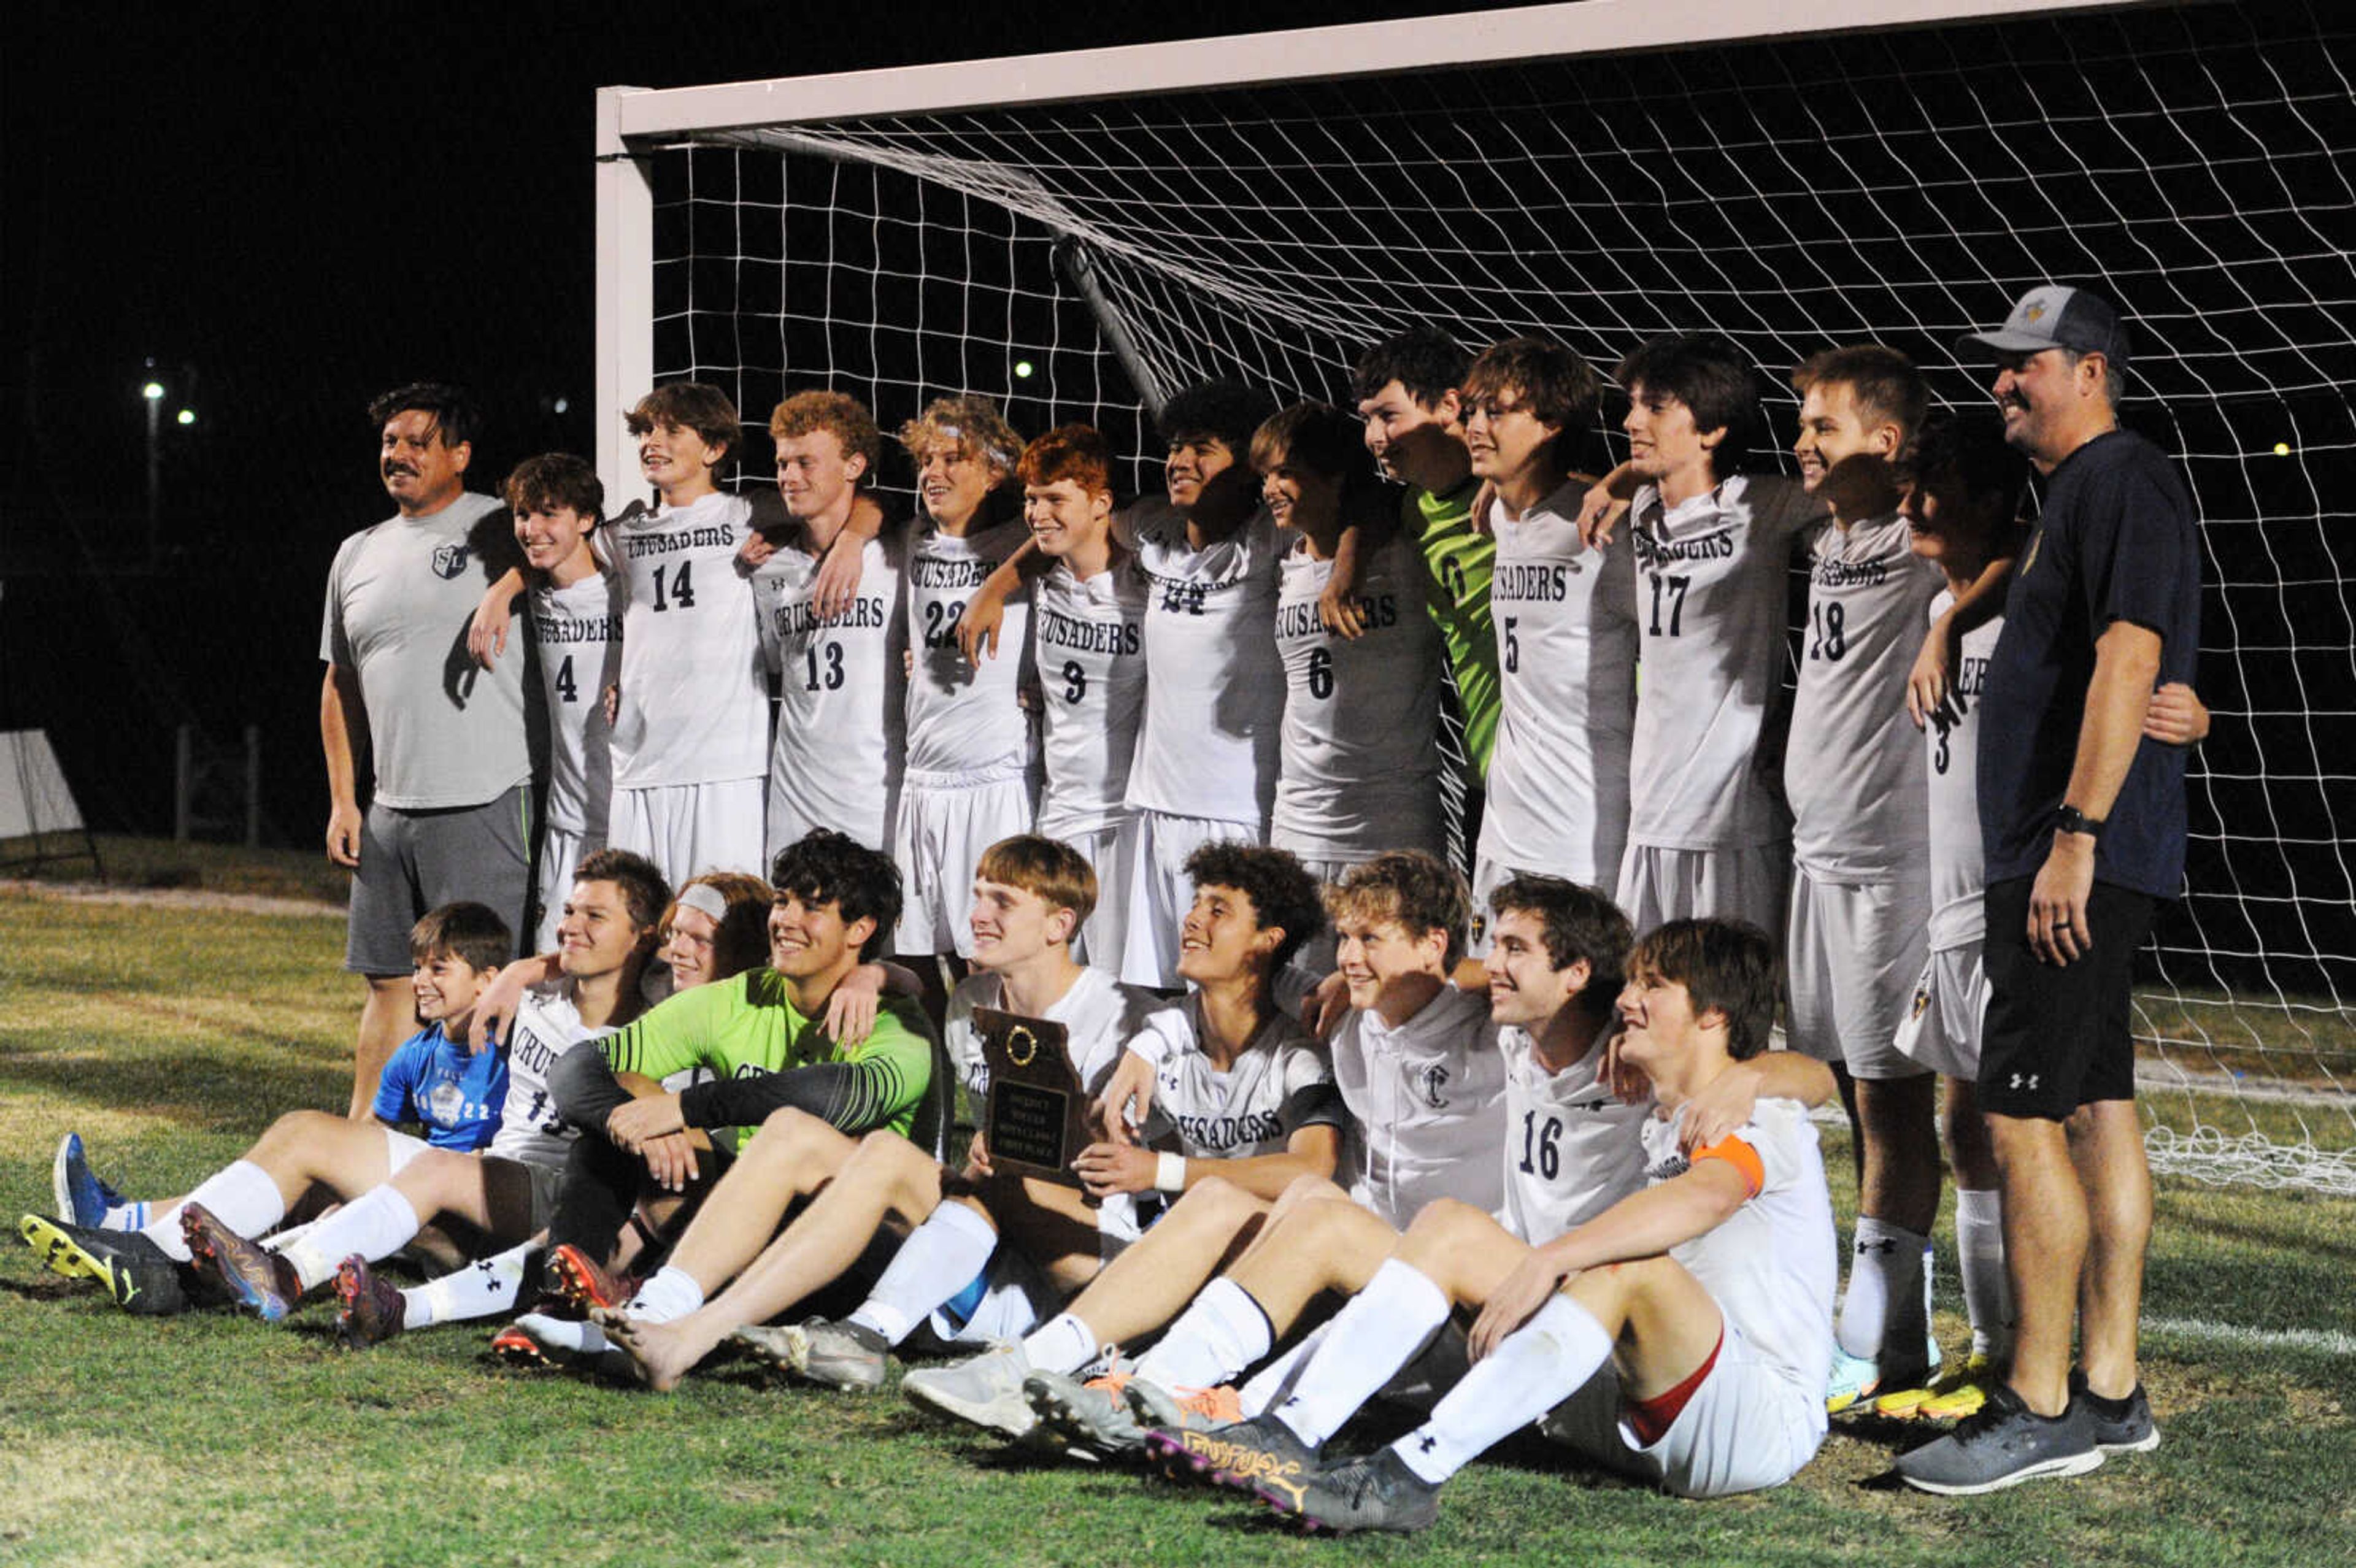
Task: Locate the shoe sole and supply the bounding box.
[334,1258,402,1350]
[2096,1428,2161,1455]
[903,1376,1036,1439]
[779,1324,888,1391]
[491,1331,557,1369]
[1900,1446,2105,1496]
[547,1245,626,1313]
[1029,1384,1142,1461]
[50,1137,77,1228]
[21,1214,120,1295]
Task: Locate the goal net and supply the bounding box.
[597,0,2356,1191]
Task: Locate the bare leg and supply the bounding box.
[1063,1177,1273,1347]
[1943,1076,1998,1191]
[241,1110,399,1209]
[1223,1193,1403,1332]
[656,1110,862,1291]
[390,1149,542,1247]
[1856,1074,1941,1233]
[2067,1098,2149,1401]
[1988,1111,2083,1415]
[350,975,412,1120]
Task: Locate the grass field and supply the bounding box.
[2,877,2352,1566]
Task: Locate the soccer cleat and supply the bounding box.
[2072,1371,2162,1455]
[1877,1352,1997,1420]
[181,1201,302,1322]
[490,1324,555,1369]
[545,1243,633,1315]
[19,1213,188,1316]
[1126,1377,1242,1441]
[1144,1411,1318,1496]
[765,1316,891,1391]
[1258,1446,1442,1535]
[52,1133,130,1230]
[334,1255,408,1349]
[1025,1369,1151,1462]
[1827,1343,1933,1415]
[902,1341,1039,1439]
[1894,1383,2104,1495]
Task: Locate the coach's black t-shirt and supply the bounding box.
[1978,429,2200,899]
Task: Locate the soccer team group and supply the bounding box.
[22,280,2208,1526]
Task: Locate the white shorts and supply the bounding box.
[1536,1321,1825,1498]
[891,769,1037,957]
[911,1245,1062,1350]
[383,1128,429,1176]
[532,824,600,953]
[1120,809,1261,989]
[1045,817,1137,973]
[766,775,896,869]
[607,779,767,890]
[1616,842,1790,946]
[1785,865,1933,1081]
[1893,942,1989,1081]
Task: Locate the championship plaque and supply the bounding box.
[976,1007,1090,1188]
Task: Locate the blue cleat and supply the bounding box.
[52,1133,131,1230]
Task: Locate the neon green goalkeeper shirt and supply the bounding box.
[596,969,931,1153]
[1409,478,1501,776]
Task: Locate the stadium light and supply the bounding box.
[1014,359,1035,379]
[2274,442,2292,457]
[176,409,197,426]
[142,381,166,401]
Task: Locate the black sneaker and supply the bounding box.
[2071,1370,2161,1455]
[1258,1447,1442,1535]
[19,1213,190,1316]
[1142,1412,1319,1494]
[1895,1382,2104,1495]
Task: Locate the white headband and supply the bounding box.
[677,884,730,923]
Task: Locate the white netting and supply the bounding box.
[637,0,2356,1191]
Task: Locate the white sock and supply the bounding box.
[261,1218,320,1253]
[101,1201,152,1232]
[1021,1312,1098,1376]
[1271,1259,1450,1449]
[518,1312,610,1357]
[1393,1295,1610,1485]
[1836,1216,1927,1363]
[142,1161,285,1264]
[406,1242,541,1331]
[1954,1188,2011,1359]
[281,1186,423,1292]
[628,1265,704,1326]
[849,1202,998,1346]
[1134,1278,1273,1391]
[1238,1327,1325,1418]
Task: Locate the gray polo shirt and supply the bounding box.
[320,492,531,810]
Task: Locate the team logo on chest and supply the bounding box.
[1418,1062,1451,1109]
[432,542,472,580]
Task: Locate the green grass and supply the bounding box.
[2,885,2352,1567]
[1,832,351,905]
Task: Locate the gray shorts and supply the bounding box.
[345,784,534,976]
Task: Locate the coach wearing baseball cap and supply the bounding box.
[1897,286,2200,1495]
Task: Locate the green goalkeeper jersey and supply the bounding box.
[596,969,931,1153]
[1409,479,1501,776]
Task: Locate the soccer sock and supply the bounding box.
[1271,1259,1450,1449]
[142,1161,286,1264]
[1021,1312,1098,1377]
[1836,1216,1928,1363]
[518,1312,610,1358]
[1393,1296,1610,1485]
[280,1186,423,1292]
[1237,1326,1324,1417]
[406,1242,540,1331]
[101,1201,152,1232]
[1134,1278,1274,1391]
[1954,1187,2011,1359]
[629,1265,705,1326]
[848,1202,998,1346]
[261,1218,320,1253]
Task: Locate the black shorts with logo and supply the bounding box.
[1977,876,2157,1121]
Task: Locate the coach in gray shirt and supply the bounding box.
[321,383,533,1115]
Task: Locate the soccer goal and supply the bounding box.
[595,0,2356,1192]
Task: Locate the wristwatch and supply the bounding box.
[2055,804,2105,841]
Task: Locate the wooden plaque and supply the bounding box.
[976,1007,1089,1188]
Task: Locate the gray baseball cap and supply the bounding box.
[1958,284,2131,371]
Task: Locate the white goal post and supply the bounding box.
[593,0,2356,1191]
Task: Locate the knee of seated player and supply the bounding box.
[1163,1173,1267,1232]
[1393,1197,1506,1274]
[253,1107,350,1158]
[747,1107,852,1185]
[1267,1172,1349,1216]
[392,1147,475,1210]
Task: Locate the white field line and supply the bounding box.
[2142,1316,2356,1358]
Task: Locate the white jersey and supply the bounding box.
[1145,997,1345,1161]
[606,490,768,788]
[1785,512,1943,881]
[1272,529,1444,863]
[528,571,624,836]
[1927,594,2000,952]
[904,516,1034,781]
[1626,474,1823,850]
[1123,496,1288,830]
[1480,480,1641,885]
[1031,555,1149,839]
[491,982,601,1169]
[1329,983,1509,1226]
[941,964,1180,1104]
[753,528,908,851]
[1648,1097,1838,1405]
[1499,1027,1650,1243]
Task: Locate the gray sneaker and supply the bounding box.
[1025,1369,1149,1461]
[774,1316,890,1390]
[1258,1447,1442,1535]
[903,1341,1037,1439]
[1895,1383,2104,1495]
[1143,1410,1319,1495]
[2072,1371,2161,1455]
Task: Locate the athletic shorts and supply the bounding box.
[1785,865,1933,1081]
[1978,877,2155,1121]
[1615,842,1790,947]
[1894,943,1990,1081]
[531,823,601,954]
[891,767,1039,957]
[607,778,766,891]
[384,1128,429,1177]
[766,774,896,872]
[910,1246,1062,1351]
[1041,816,1136,973]
[1120,809,1264,990]
[1536,1320,1825,1498]
[345,785,534,977]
